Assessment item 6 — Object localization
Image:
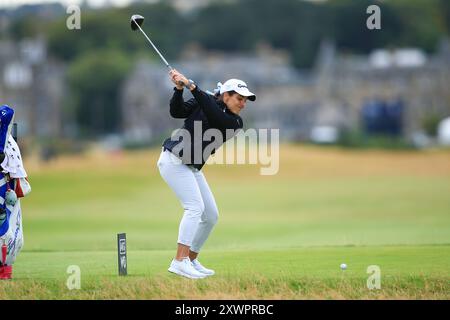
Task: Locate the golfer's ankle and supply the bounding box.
[189,251,198,261]
[175,255,189,262]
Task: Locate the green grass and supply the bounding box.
[3,145,450,299]
[7,246,449,299]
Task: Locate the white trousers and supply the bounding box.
[157,150,219,253]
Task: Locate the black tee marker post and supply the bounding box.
[117,233,127,276]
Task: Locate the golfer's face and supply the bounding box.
[225,93,247,115]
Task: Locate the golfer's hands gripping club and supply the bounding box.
[169,69,194,90]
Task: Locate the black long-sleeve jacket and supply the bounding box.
[162,86,243,170]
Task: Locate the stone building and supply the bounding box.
[314,40,450,140]
[0,38,66,140]
[120,45,319,143]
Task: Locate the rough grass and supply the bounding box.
[2,276,448,300]
[4,246,449,299]
[4,144,450,299]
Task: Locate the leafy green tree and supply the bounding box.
[67,50,131,137]
[46,3,186,137]
[47,3,185,62]
[385,0,445,52]
[439,0,450,35]
[6,0,449,138]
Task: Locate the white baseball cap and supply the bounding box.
[219,79,256,101]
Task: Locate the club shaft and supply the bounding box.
[134,21,172,70]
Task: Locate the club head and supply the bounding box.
[130,14,144,31]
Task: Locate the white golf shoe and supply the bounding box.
[191,259,215,276]
[168,258,207,279]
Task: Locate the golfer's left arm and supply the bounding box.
[190,86,243,130]
[169,89,197,118]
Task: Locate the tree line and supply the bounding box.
[5,0,450,137]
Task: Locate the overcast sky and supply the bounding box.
[0,0,326,9]
[0,0,136,9]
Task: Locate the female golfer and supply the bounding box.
[157,69,256,279]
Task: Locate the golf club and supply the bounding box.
[130,14,184,86]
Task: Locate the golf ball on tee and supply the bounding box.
[340,263,347,270]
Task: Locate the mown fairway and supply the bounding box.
[3,144,450,299]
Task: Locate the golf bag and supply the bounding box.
[0,105,29,278]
